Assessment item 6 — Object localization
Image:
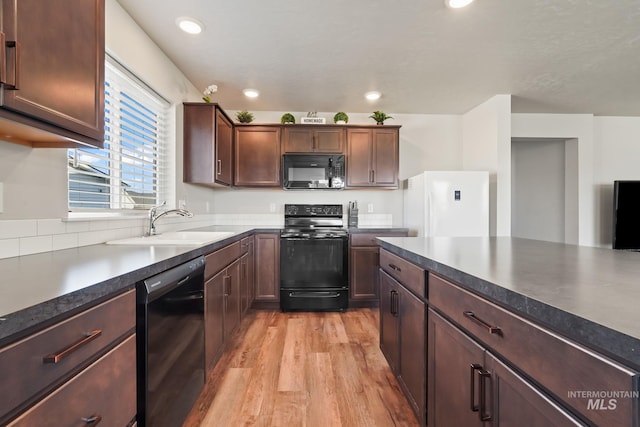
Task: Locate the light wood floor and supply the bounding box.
[183,309,420,427]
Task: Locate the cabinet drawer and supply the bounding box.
[379,249,425,297]
[240,236,253,254]
[9,334,136,427]
[0,290,135,422]
[205,241,241,279]
[429,273,639,427]
[350,232,406,247]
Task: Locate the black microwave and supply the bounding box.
[283,154,345,189]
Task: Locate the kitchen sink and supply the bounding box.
[106,231,235,246]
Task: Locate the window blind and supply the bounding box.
[68,58,169,211]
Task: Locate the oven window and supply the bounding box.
[280,238,347,287]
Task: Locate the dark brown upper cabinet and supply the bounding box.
[346,126,399,188]
[0,0,105,148]
[234,125,281,187]
[282,125,345,153]
[183,103,234,187]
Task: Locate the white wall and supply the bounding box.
[461,95,512,236]
[511,114,595,246]
[511,139,566,243]
[593,117,640,246]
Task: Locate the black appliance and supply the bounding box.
[280,204,348,311]
[613,180,640,250]
[283,154,345,189]
[136,256,206,427]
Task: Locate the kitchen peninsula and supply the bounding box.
[378,236,640,426]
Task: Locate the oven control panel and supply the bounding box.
[284,204,343,217]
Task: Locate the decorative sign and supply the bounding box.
[300,117,326,124]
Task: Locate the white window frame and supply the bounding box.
[68,55,171,214]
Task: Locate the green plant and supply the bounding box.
[333,112,349,123]
[281,113,295,124]
[369,110,393,124]
[236,110,254,123]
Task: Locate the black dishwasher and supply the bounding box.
[136,255,206,427]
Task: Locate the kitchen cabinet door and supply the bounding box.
[254,233,280,304]
[379,270,400,373]
[283,126,344,153]
[0,0,104,148]
[428,309,486,427]
[346,128,372,186]
[372,127,399,186]
[350,246,380,302]
[224,259,241,341]
[234,126,281,186]
[183,103,233,186]
[205,270,225,371]
[398,286,426,426]
[485,352,587,427]
[349,232,408,306]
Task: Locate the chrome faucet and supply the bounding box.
[147,201,194,236]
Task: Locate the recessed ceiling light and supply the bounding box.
[365,91,381,101]
[445,0,475,8]
[243,88,259,98]
[176,17,204,35]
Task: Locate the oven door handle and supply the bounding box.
[288,291,342,298]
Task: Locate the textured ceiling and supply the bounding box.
[116,0,640,116]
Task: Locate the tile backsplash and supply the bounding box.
[0,212,392,259]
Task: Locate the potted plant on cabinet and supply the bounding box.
[281,113,295,124]
[369,110,392,125]
[236,110,254,123]
[333,112,349,124]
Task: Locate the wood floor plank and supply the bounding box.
[277,317,306,391]
[306,352,343,427]
[184,309,420,427]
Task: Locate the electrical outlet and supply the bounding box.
[367,203,374,213]
[179,199,186,209]
[0,182,3,213]
[269,203,276,213]
[205,201,210,213]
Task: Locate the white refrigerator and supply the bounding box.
[404,171,489,237]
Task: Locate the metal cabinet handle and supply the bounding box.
[216,159,222,175]
[479,369,493,421]
[0,32,6,85]
[4,40,19,90]
[81,415,102,425]
[43,330,103,364]
[224,275,231,296]
[388,263,402,272]
[469,364,482,412]
[390,290,400,317]
[463,311,502,334]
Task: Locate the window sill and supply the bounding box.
[64,212,147,222]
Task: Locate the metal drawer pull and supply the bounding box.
[43,330,103,364]
[463,311,502,334]
[469,363,482,412]
[388,263,402,272]
[479,370,493,421]
[81,415,102,425]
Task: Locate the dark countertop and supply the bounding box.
[0,226,281,346]
[377,236,640,370]
[348,227,409,234]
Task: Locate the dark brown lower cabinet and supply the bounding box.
[253,233,280,304]
[223,259,241,341]
[205,270,225,371]
[379,269,426,425]
[427,309,586,427]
